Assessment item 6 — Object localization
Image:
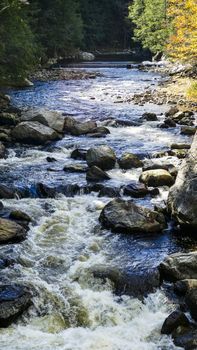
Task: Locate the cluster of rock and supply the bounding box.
[159,252,197,349]
[30,68,99,82]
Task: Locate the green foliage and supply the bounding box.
[0,0,37,83]
[128,0,169,54]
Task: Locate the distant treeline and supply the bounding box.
[0,0,131,82]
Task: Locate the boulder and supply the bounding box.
[123,183,149,198]
[86,145,116,170]
[0,218,27,243]
[98,186,120,198]
[0,142,6,159]
[173,326,197,350]
[0,113,17,126]
[69,121,97,136]
[0,285,31,327]
[63,116,77,132]
[142,163,178,178]
[9,210,31,222]
[142,112,158,121]
[181,126,196,135]
[140,169,174,187]
[174,279,197,295]
[12,121,59,145]
[91,266,161,298]
[160,252,197,282]
[79,52,95,61]
[86,166,110,182]
[167,133,197,228]
[0,185,16,199]
[20,108,66,133]
[161,311,190,335]
[118,153,143,169]
[165,106,179,117]
[71,148,87,160]
[164,118,176,127]
[99,198,166,233]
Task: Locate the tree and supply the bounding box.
[0,0,37,83]
[167,0,197,63]
[128,0,169,54]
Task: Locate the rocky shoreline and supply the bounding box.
[0,67,197,349]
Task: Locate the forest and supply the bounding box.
[0,0,196,84]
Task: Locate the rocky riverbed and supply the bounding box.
[0,64,196,350]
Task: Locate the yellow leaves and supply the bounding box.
[167,0,197,62]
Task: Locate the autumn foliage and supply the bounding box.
[167,0,197,62]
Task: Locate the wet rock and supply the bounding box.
[0,218,27,243]
[46,156,57,162]
[123,183,149,198]
[169,149,188,159]
[71,148,87,161]
[164,118,176,127]
[0,113,17,126]
[181,126,196,135]
[185,289,197,321]
[63,116,77,132]
[172,326,197,350]
[0,133,11,142]
[92,266,161,298]
[86,145,116,170]
[12,121,60,145]
[161,310,190,334]
[0,142,6,158]
[0,285,31,327]
[0,93,10,111]
[69,121,97,136]
[99,198,166,233]
[98,186,120,198]
[141,112,158,121]
[0,185,16,199]
[160,252,197,282]
[168,133,197,228]
[171,143,191,150]
[9,210,31,222]
[91,126,110,135]
[115,119,140,127]
[118,153,143,169]
[0,201,3,211]
[20,108,65,133]
[172,111,194,123]
[63,164,88,173]
[140,169,174,187]
[86,166,110,182]
[159,123,169,129]
[36,183,56,198]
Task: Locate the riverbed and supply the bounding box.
[0,63,195,350]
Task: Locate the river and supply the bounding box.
[0,63,194,350]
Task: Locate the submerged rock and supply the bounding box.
[86,166,110,182]
[0,218,27,243]
[167,132,197,228]
[160,252,197,282]
[99,198,166,233]
[12,121,60,145]
[118,153,143,169]
[140,169,174,187]
[86,145,116,170]
[91,266,161,298]
[0,285,31,327]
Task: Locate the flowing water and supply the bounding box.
[0,64,195,350]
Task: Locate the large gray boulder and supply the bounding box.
[168,132,197,229]
[12,121,59,145]
[0,218,27,243]
[160,252,197,282]
[86,145,116,170]
[20,108,66,133]
[99,198,166,233]
[0,285,31,327]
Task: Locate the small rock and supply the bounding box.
[164,118,176,127]
[0,218,27,243]
[9,210,31,222]
[98,186,120,198]
[181,126,196,135]
[0,113,17,126]
[86,166,110,182]
[71,148,87,160]
[123,183,149,198]
[63,164,87,173]
[170,143,191,150]
[165,106,179,117]
[118,153,143,169]
[0,185,16,199]
[142,112,158,121]
[0,142,6,158]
